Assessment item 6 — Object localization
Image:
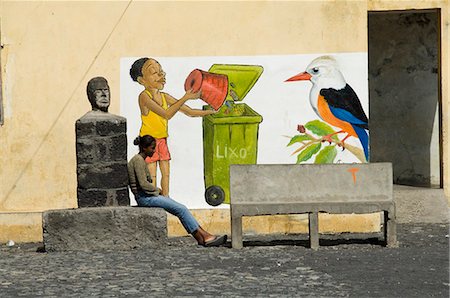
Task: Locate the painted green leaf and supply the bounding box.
[287,135,312,147]
[314,146,338,164]
[296,143,321,164]
[305,120,339,141]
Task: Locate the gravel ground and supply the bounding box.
[0,223,448,297]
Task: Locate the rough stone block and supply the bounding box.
[77,162,128,189]
[43,207,167,251]
[75,120,95,136]
[76,134,127,164]
[76,112,129,207]
[95,119,126,136]
[76,114,126,137]
[114,188,130,206]
[77,187,130,207]
[76,138,108,164]
[108,134,128,161]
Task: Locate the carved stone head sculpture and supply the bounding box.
[86,77,110,112]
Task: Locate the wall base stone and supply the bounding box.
[43,207,167,251]
[77,187,130,207]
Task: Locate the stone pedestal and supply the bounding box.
[43,207,167,251]
[76,111,129,207]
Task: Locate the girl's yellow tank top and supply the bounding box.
[139,90,168,138]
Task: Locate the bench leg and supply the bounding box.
[231,214,243,249]
[384,211,398,248]
[308,212,319,250]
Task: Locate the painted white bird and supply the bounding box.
[285,56,369,161]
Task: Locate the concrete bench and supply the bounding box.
[230,163,397,249]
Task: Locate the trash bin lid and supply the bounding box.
[208,64,263,102]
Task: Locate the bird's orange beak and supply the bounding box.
[285,72,312,82]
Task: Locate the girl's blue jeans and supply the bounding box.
[136,193,199,234]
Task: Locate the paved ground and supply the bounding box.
[0,223,448,297]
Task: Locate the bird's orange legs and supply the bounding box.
[339,133,352,151]
[322,130,344,143]
[322,131,352,151]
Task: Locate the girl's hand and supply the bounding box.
[184,89,201,100]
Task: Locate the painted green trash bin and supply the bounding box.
[202,64,263,206]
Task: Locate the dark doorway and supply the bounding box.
[368,9,442,188]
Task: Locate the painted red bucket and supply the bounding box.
[184,69,228,110]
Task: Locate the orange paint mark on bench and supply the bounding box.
[347,168,359,185]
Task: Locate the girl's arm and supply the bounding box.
[164,93,216,117]
[140,90,199,120]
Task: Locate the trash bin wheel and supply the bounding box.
[205,185,225,206]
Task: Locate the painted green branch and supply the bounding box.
[290,133,366,163]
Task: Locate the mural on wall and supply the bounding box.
[121,53,368,208]
[285,56,369,164]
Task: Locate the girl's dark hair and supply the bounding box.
[134,135,156,149]
[130,57,149,82]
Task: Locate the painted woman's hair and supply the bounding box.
[130,57,149,82]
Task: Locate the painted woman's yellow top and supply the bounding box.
[139,90,168,138]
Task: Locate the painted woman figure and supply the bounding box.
[130,57,214,196]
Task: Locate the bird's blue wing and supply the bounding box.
[320,84,368,129]
[329,106,367,125]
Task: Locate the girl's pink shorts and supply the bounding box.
[145,138,171,163]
